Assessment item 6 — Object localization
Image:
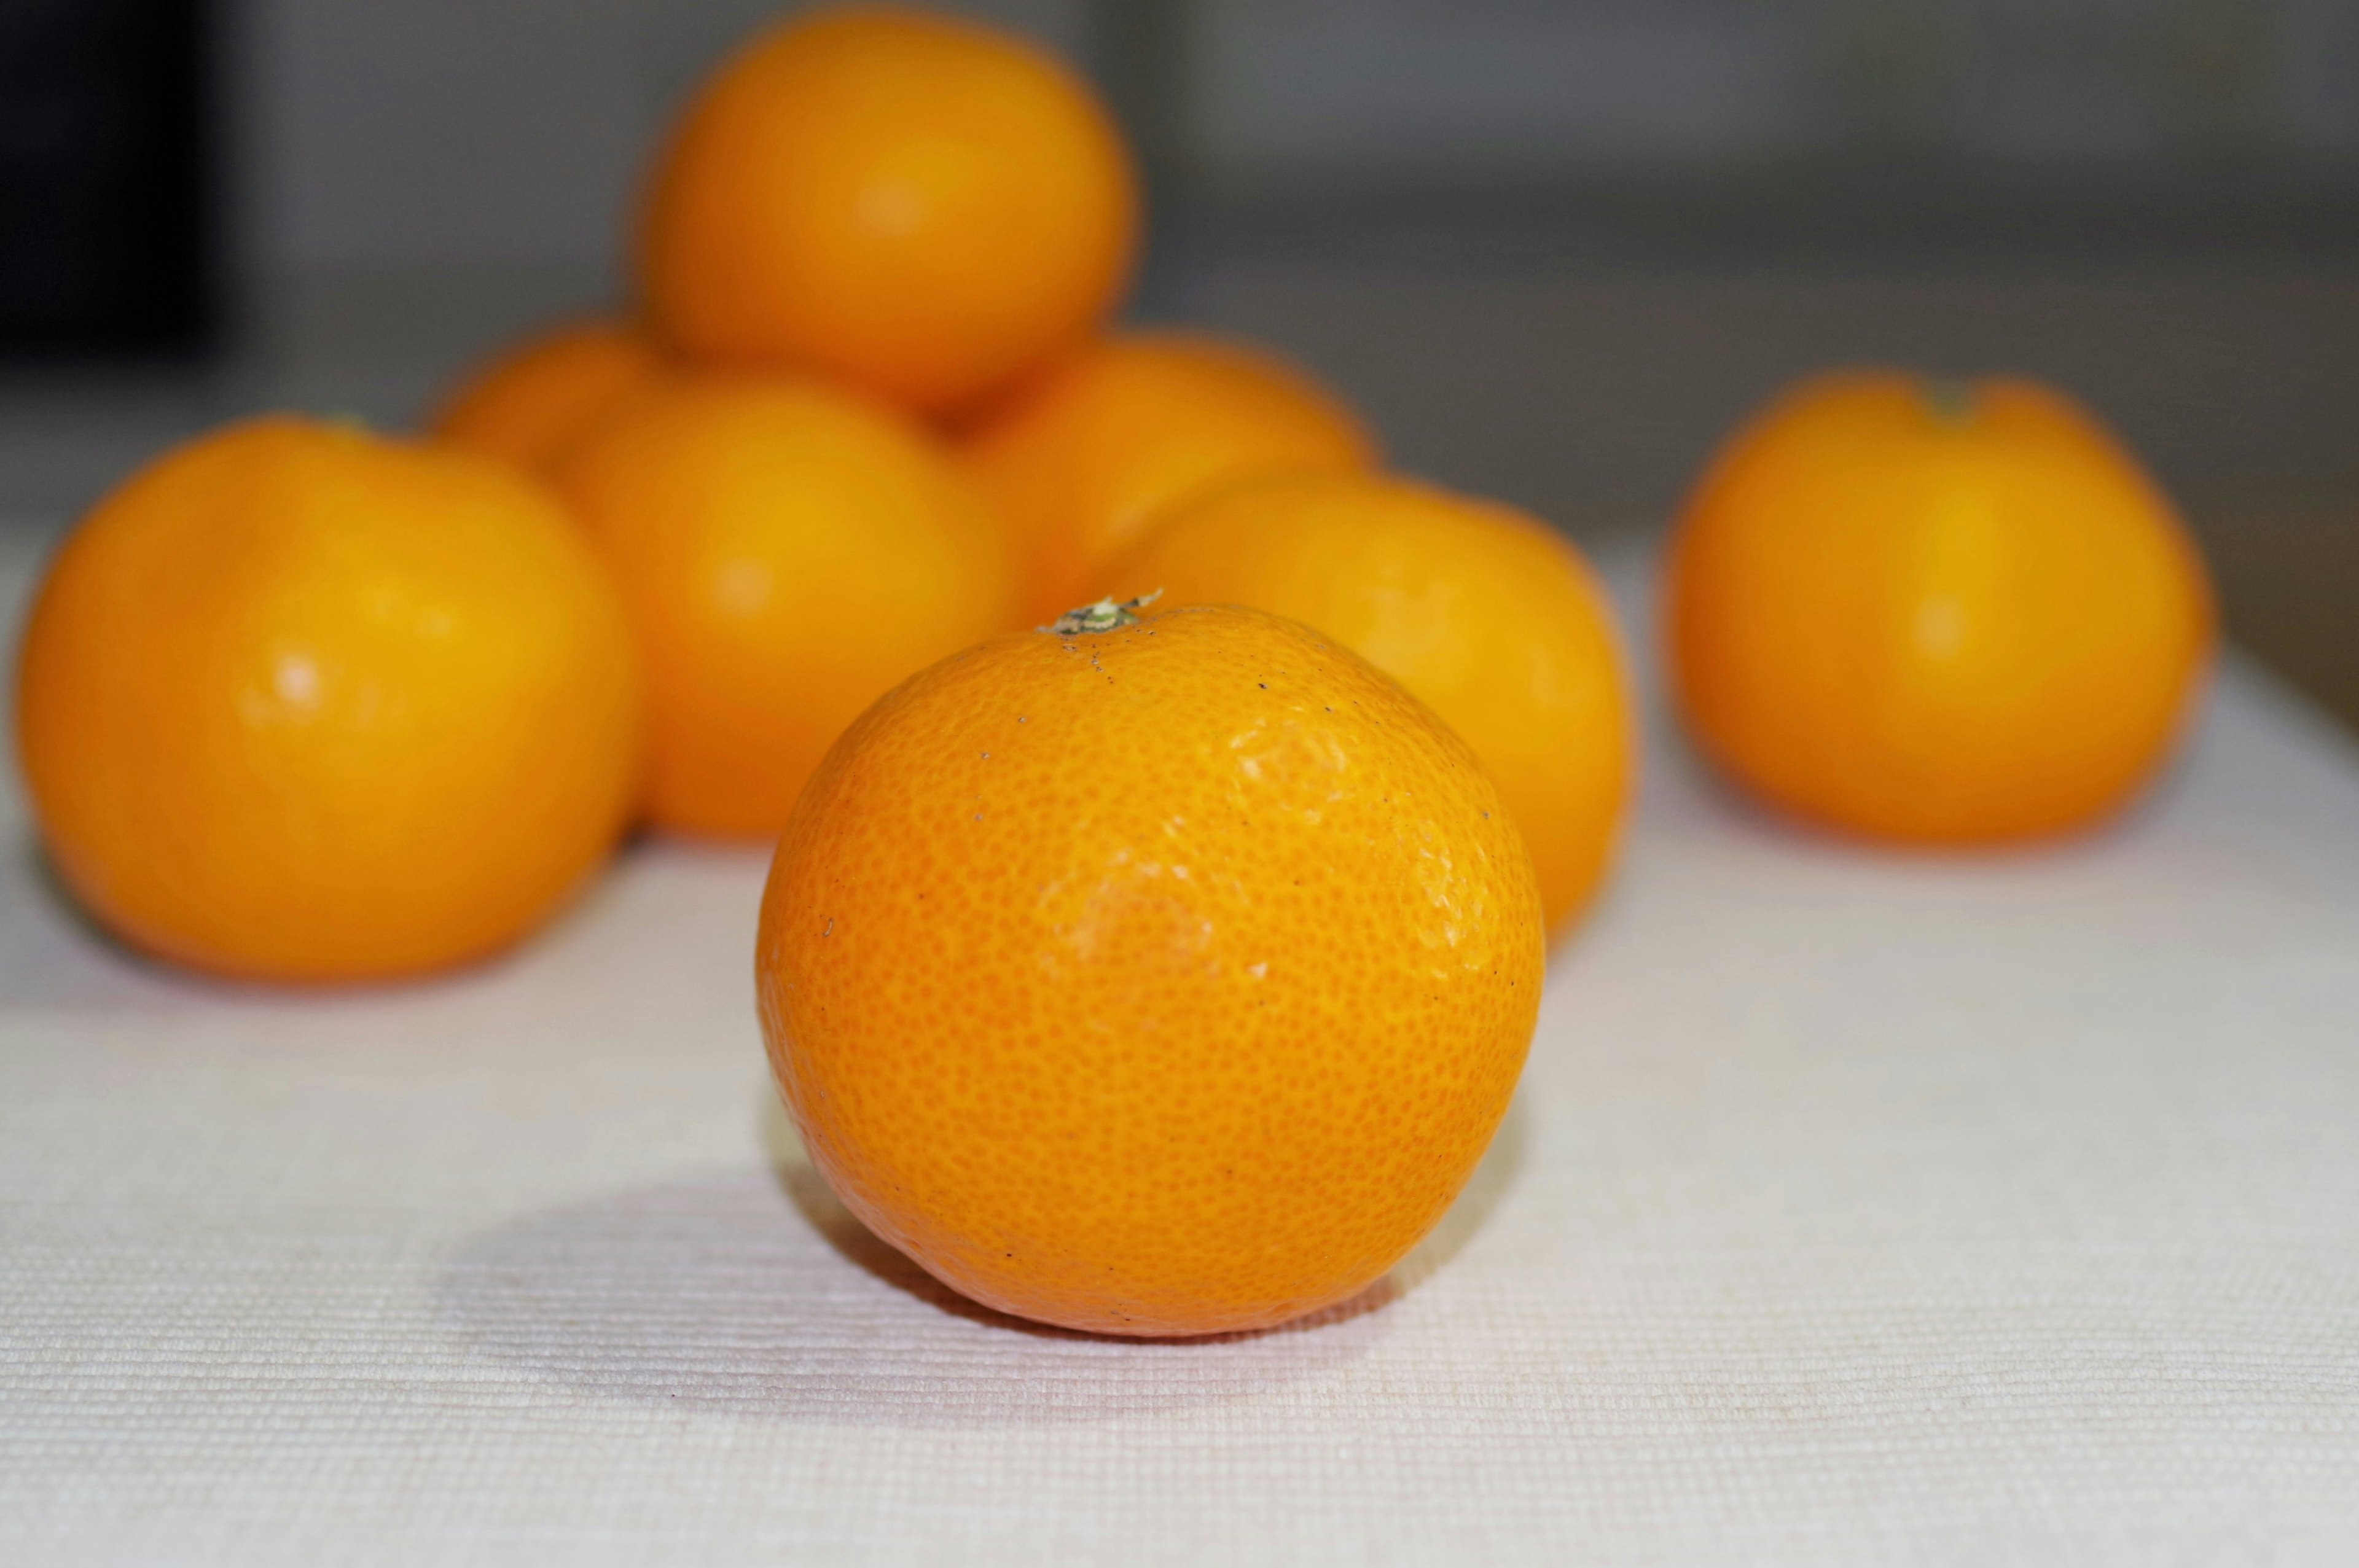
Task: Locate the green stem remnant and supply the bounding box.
[1922,376,1979,425]
[1044,590,1162,636]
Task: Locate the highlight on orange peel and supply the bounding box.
[431,318,668,474]
[1667,369,2216,843]
[552,372,1015,839]
[757,599,1544,1336]
[15,416,643,983]
[961,329,1379,625]
[1111,470,1633,935]
[640,2,1139,417]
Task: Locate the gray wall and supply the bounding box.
[230,0,2359,283]
[1191,0,2359,190]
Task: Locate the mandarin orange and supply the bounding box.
[1111,472,1632,934]
[757,599,1544,1337]
[961,330,1379,623]
[1667,369,2215,843]
[431,318,667,474]
[15,416,642,982]
[640,4,1138,416]
[552,373,1014,838]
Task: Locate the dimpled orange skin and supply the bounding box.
[15,417,642,982]
[961,330,1380,625]
[757,604,1544,1336]
[1110,472,1633,935]
[1668,370,2216,843]
[552,373,1015,838]
[431,319,667,474]
[640,4,1138,416]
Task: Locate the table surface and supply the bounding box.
[4,536,2357,1567]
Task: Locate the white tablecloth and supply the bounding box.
[4,535,2355,1566]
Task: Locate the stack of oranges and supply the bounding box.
[13,4,2215,1338]
[17,3,1637,983]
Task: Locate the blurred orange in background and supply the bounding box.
[16,418,643,982]
[1114,472,1632,934]
[1667,369,2215,843]
[640,4,1138,418]
[432,319,668,475]
[964,330,1379,625]
[552,373,1014,838]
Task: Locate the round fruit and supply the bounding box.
[963,330,1378,624]
[640,4,1138,416]
[431,318,667,474]
[1111,472,1632,935]
[16,416,642,983]
[1667,369,2215,843]
[757,599,1545,1337]
[552,373,1014,838]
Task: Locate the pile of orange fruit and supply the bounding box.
[12,4,2215,1337]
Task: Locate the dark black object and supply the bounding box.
[0,0,214,359]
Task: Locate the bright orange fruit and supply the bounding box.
[15,417,642,982]
[431,318,667,474]
[1667,369,2215,843]
[552,373,1015,838]
[1111,472,1632,935]
[640,3,1138,416]
[757,599,1544,1337]
[962,330,1379,624]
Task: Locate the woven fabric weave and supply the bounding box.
[4,543,2355,1566]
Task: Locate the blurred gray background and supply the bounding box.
[3,0,2355,720]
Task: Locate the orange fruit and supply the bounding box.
[431,318,667,474]
[552,373,1015,838]
[962,330,1379,624]
[757,598,1545,1337]
[640,4,1138,416]
[1667,369,2215,843]
[15,416,641,983]
[1110,472,1632,935]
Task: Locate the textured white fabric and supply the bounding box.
[2,535,2356,1566]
